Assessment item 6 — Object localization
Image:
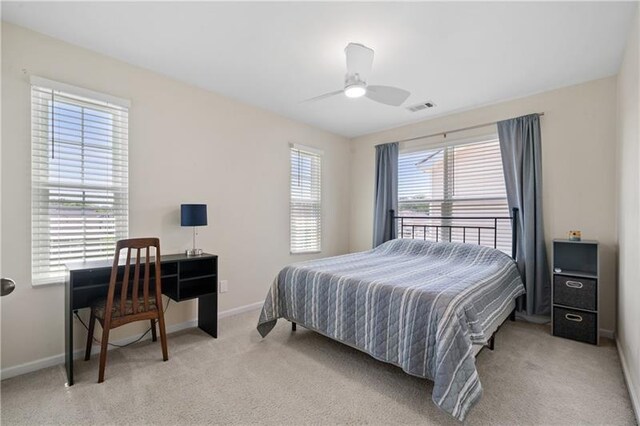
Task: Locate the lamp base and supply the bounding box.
[185,248,203,256]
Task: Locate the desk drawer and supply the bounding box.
[178,275,216,300]
[179,258,216,280]
[553,307,597,345]
[553,275,596,311]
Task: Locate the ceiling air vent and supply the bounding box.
[406,101,436,112]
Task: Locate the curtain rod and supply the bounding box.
[376,112,545,146]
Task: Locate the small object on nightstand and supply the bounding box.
[567,230,581,241]
[181,204,208,256]
[554,267,562,273]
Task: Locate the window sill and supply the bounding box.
[32,277,65,287]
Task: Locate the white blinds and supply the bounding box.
[290,145,322,254]
[31,82,129,285]
[398,137,512,252]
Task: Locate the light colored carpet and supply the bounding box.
[1,309,636,425]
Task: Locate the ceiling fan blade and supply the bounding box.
[345,43,374,79]
[301,89,344,103]
[366,85,410,106]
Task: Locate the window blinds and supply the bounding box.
[290,145,322,254]
[398,137,512,252]
[31,81,129,285]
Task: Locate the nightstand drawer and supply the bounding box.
[553,307,597,345]
[553,275,596,311]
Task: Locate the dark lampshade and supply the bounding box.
[181,204,208,227]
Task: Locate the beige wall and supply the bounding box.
[350,77,618,333]
[616,6,640,416]
[0,19,634,385]
[0,23,351,371]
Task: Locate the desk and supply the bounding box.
[65,253,218,386]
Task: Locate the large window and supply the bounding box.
[398,137,511,252]
[290,144,322,254]
[31,78,129,285]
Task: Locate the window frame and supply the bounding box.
[289,143,323,255]
[30,77,130,286]
[397,133,512,252]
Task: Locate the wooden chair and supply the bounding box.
[84,238,169,383]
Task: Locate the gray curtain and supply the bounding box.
[498,114,550,316]
[373,143,398,247]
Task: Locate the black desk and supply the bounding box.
[65,253,218,386]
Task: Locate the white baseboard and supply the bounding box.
[600,328,615,340]
[219,301,263,319]
[0,301,263,381]
[617,339,640,423]
[0,353,69,381]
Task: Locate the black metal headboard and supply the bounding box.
[389,207,519,260]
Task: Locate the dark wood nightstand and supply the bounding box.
[551,240,599,345]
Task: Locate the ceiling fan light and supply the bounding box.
[344,84,366,98]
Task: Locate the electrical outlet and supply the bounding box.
[219,280,228,293]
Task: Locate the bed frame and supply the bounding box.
[291,207,521,352]
[389,207,519,260]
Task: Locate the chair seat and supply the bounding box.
[93,295,158,319]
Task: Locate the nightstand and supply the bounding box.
[552,239,599,345]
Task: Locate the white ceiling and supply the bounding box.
[2,2,637,137]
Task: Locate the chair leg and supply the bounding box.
[97,323,110,383]
[84,310,96,361]
[157,313,169,361]
[150,319,157,342]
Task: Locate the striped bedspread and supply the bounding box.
[257,238,525,421]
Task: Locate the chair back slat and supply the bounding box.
[143,247,150,312]
[131,248,141,314]
[106,238,162,322]
[120,248,132,317]
[154,244,162,304]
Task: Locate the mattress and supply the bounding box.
[472,297,515,356]
[257,238,525,421]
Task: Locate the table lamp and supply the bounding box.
[181,204,207,256]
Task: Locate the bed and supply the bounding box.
[257,210,525,421]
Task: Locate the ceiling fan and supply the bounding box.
[304,43,411,107]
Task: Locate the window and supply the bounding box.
[290,144,322,254]
[31,77,129,285]
[398,137,511,252]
